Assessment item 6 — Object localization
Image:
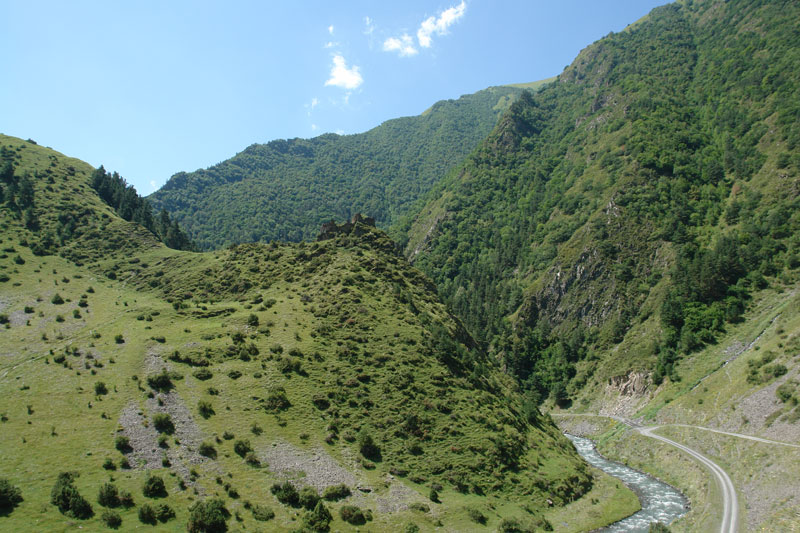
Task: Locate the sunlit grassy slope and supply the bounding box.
[0,135,637,532]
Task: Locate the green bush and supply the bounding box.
[357,427,380,460]
[270,481,299,507]
[142,474,167,498]
[94,381,108,395]
[339,504,368,525]
[155,502,175,522]
[198,442,217,459]
[102,458,116,470]
[198,400,214,419]
[264,387,291,412]
[114,334,124,344]
[0,478,23,512]
[247,314,259,326]
[97,482,119,507]
[302,501,332,532]
[51,293,64,304]
[50,472,93,519]
[251,503,275,521]
[146,370,173,391]
[138,503,157,525]
[152,413,175,434]
[187,498,230,533]
[233,439,252,458]
[114,436,132,453]
[193,368,213,381]
[101,509,122,528]
[466,506,486,524]
[118,490,134,508]
[299,486,320,510]
[322,484,351,501]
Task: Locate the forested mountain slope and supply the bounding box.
[1,134,627,532]
[149,85,531,249]
[405,0,800,406]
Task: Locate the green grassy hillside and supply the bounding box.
[404,0,800,408]
[0,135,639,532]
[147,85,539,249]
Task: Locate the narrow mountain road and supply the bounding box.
[670,423,800,449]
[638,426,738,533]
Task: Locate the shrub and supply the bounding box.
[102,458,116,470]
[466,506,486,524]
[357,428,380,460]
[404,523,420,533]
[0,478,23,512]
[94,381,108,395]
[102,509,122,528]
[251,504,275,521]
[299,486,320,510]
[198,400,215,419]
[97,482,119,507]
[649,523,672,533]
[429,488,440,502]
[50,472,93,519]
[138,503,157,525]
[114,334,124,344]
[227,370,242,380]
[247,314,259,326]
[152,413,175,434]
[409,503,429,513]
[187,498,230,533]
[496,516,547,533]
[114,436,132,453]
[270,481,299,507]
[51,293,64,304]
[322,484,351,501]
[142,474,167,498]
[158,434,169,448]
[302,501,332,532]
[193,368,213,381]
[245,452,260,467]
[233,439,252,458]
[339,504,368,525]
[198,442,217,459]
[146,369,173,391]
[155,502,175,522]
[118,490,134,508]
[264,386,290,412]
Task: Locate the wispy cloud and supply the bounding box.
[417,1,466,48]
[150,180,157,190]
[364,16,375,36]
[325,55,363,90]
[383,34,417,57]
[311,124,318,131]
[328,25,334,35]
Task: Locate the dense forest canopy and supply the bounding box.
[148,86,527,249]
[404,0,800,405]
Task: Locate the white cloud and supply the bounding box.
[364,16,375,35]
[335,129,345,135]
[324,41,336,49]
[325,54,363,90]
[417,1,466,48]
[311,124,318,131]
[310,97,319,109]
[150,180,156,190]
[328,25,334,35]
[383,34,417,57]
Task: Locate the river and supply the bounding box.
[566,434,688,532]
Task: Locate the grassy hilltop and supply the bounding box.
[0,134,638,532]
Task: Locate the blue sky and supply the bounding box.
[1,1,666,194]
